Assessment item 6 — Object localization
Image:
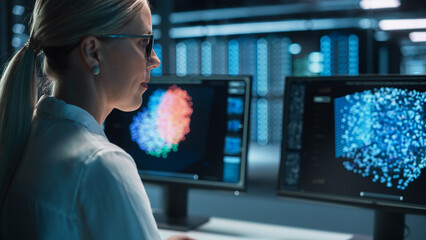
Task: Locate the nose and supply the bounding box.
[148,49,161,70]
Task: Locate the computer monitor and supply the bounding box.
[104,75,251,231]
[278,75,426,240]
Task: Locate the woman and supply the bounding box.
[0,0,192,239]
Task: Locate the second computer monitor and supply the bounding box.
[278,75,426,240]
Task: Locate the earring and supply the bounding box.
[92,65,100,76]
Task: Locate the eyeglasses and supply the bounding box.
[100,34,154,59]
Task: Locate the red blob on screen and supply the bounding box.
[157,85,193,145]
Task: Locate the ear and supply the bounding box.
[79,35,102,74]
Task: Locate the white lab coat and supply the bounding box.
[1,96,161,240]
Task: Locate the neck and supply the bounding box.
[53,73,112,125]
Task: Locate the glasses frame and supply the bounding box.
[100,34,154,59]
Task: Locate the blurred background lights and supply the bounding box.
[12,5,25,16]
[409,32,426,42]
[374,31,390,42]
[379,19,426,30]
[151,14,161,26]
[359,0,400,9]
[288,43,302,55]
[309,52,324,62]
[12,24,25,34]
[11,35,28,48]
[308,52,324,74]
[309,62,324,73]
[358,18,375,29]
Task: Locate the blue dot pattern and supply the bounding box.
[335,87,426,190]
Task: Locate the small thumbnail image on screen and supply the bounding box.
[223,156,241,183]
[129,85,193,159]
[227,97,244,115]
[224,136,242,155]
[334,87,426,191]
[227,119,242,132]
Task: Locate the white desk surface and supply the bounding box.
[159,217,356,240]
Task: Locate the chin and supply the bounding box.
[118,99,143,112]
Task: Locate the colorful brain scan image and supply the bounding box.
[130,85,193,158]
[335,87,426,190]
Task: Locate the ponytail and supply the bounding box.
[0,0,147,210]
[0,43,38,211]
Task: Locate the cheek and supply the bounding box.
[128,58,148,81]
[104,48,147,91]
[109,59,139,82]
[106,44,144,73]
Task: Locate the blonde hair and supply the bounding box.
[0,0,146,210]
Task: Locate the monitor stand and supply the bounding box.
[373,210,405,240]
[154,185,210,231]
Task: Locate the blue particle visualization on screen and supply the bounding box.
[335,87,426,190]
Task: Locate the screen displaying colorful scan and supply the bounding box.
[105,76,251,189]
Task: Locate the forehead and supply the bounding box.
[121,5,152,34]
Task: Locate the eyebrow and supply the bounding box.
[140,29,153,35]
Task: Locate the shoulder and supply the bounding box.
[76,143,144,209]
[74,145,160,239]
[83,142,137,180]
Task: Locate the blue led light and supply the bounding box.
[213,40,228,74]
[176,42,187,76]
[309,52,324,62]
[186,40,201,75]
[288,43,302,55]
[337,35,348,75]
[169,18,363,38]
[348,34,359,75]
[308,62,323,73]
[201,41,212,76]
[228,40,239,75]
[11,34,28,49]
[151,14,161,26]
[320,36,332,76]
[257,98,269,145]
[256,39,268,96]
[12,24,25,34]
[282,38,292,77]
[12,5,25,16]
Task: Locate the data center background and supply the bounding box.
[1,0,426,239]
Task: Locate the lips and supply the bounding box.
[141,77,150,89]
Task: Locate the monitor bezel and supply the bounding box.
[109,75,252,192]
[277,74,426,215]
